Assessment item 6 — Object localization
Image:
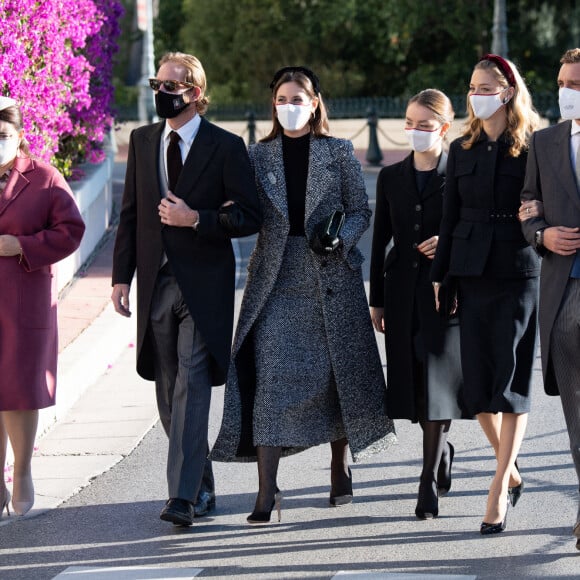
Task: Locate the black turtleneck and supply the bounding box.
[282,133,310,236]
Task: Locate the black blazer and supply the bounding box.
[112,117,261,384]
[431,133,540,281]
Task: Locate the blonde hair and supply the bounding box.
[462,58,540,157]
[262,69,330,142]
[158,52,210,115]
[408,88,455,139]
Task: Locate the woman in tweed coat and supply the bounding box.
[211,66,395,524]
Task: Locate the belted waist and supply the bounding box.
[460,207,518,223]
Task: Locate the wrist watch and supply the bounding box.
[534,229,544,247]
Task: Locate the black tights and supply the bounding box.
[419,419,451,483]
[253,437,350,512]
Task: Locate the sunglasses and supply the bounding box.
[148,78,195,92]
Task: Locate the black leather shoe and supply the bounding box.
[437,442,454,497]
[480,500,509,535]
[508,460,524,507]
[160,498,194,526]
[194,491,216,517]
[415,478,439,520]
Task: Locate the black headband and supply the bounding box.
[269,66,320,94]
[480,53,516,87]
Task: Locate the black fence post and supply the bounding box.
[365,107,383,166]
[246,110,256,145]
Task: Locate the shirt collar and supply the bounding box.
[163,113,202,146]
[570,120,580,136]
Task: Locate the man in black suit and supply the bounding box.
[111,52,261,525]
[521,48,580,551]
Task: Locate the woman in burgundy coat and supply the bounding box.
[0,97,85,517]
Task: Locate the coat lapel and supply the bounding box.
[0,157,32,217]
[305,136,333,225]
[257,136,289,220]
[177,117,219,200]
[548,120,580,212]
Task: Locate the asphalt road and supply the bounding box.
[0,171,578,579]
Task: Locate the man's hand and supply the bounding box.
[159,191,199,227]
[112,283,131,317]
[543,226,580,255]
[370,307,385,333]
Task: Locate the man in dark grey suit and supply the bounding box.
[111,52,261,525]
[521,48,580,551]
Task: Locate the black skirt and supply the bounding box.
[457,276,539,415]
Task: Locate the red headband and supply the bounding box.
[480,54,516,87]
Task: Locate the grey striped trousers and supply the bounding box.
[550,278,580,528]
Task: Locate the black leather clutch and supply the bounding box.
[311,210,345,254]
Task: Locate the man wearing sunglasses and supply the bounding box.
[111,52,261,526]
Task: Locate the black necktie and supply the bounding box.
[167,131,183,192]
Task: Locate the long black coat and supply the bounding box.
[369,153,465,421]
[112,117,261,385]
[521,120,578,396]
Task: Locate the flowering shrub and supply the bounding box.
[0,0,124,178]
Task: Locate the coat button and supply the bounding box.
[414,224,420,231]
[415,204,422,211]
[321,260,328,267]
[326,288,333,296]
[412,242,418,249]
[412,261,418,268]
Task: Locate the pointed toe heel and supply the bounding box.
[437,442,454,497]
[247,489,283,525]
[415,478,439,520]
[330,468,353,507]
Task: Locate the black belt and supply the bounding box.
[460,208,518,223]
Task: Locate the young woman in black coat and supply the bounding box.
[370,89,467,520]
[431,55,541,535]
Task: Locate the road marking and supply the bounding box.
[53,566,202,579]
[333,574,477,580]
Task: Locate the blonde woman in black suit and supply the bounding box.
[431,55,541,535]
[370,89,467,520]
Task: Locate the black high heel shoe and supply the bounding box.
[247,489,282,525]
[415,478,438,520]
[508,460,524,507]
[480,499,510,535]
[437,442,454,497]
[330,467,353,506]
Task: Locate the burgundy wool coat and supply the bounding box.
[0,156,85,410]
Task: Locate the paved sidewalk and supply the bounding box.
[1,124,407,525]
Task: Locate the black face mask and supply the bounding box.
[155,90,190,119]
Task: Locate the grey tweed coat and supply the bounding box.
[211,134,396,463]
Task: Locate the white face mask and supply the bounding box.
[405,127,442,153]
[276,103,312,132]
[469,92,506,120]
[0,136,19,166]
[558,87,580,120]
